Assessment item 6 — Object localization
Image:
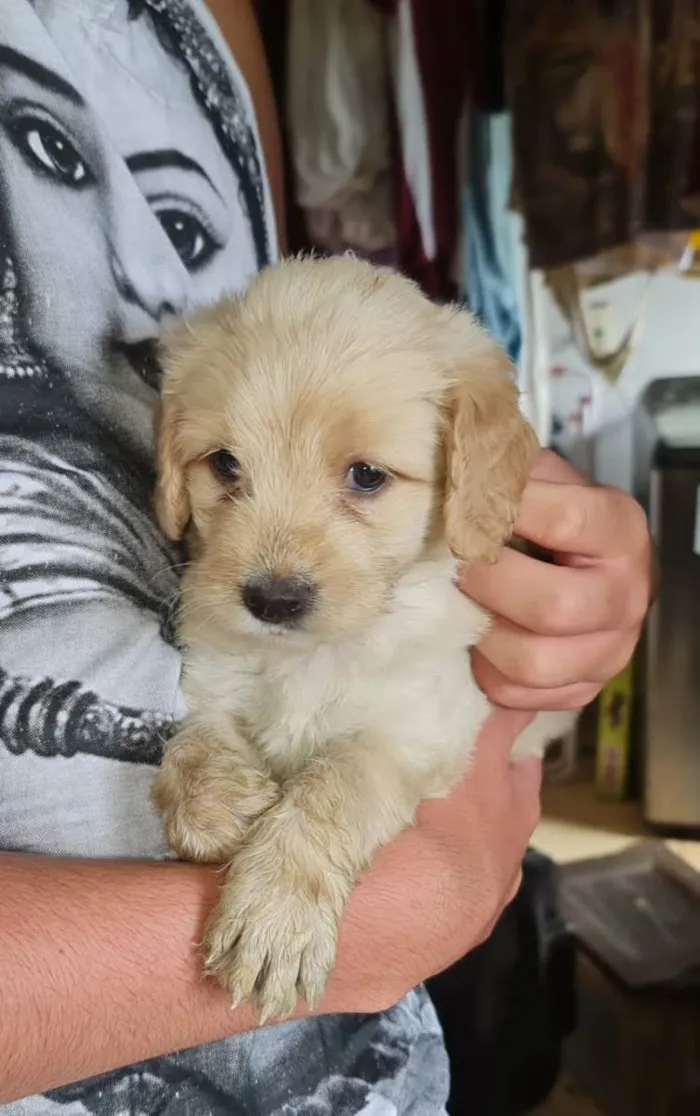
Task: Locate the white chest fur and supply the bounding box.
[183,558,492,784]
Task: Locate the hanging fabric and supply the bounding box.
[457,0,523,362]
[507,0,700,271]
[462,111,522,364]
[368,0,475,300]
[286,0,396,259]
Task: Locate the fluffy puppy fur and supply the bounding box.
[152,256,575,1022]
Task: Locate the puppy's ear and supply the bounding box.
[441,315,539,564]
[154,318,194,541]
[155,391,191,541]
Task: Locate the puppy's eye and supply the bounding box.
[346,462,388,493]
[209,450,241,482]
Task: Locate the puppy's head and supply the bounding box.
[156,256,538,645]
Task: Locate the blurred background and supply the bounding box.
[251,3,700,1113]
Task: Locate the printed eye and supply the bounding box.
[9,116,92,188]
[156,208,219,271]
[209,450,241,482]
[346,463,388,493]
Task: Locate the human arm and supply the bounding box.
[204,0,288,253]
[1,6,546,1097]
[0,710,538,1102]
[460,450,653,709]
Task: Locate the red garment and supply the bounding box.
[368,0,475,301]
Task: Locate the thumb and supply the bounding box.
[468,709,535,781]
[508,755,543,838]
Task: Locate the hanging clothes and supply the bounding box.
[507,0,700,271]
[368,0,475,300]
[458,0,522,362]
[507,0,648,270]
[644,0,700,231]
[286,0,397,259]
[462,111,522,364]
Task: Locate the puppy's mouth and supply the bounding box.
[250,618,306,636]
[237,609,317,648]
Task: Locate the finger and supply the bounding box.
[508,756,543,837]
[529,449,594,486]
[459,548,628,636]
[472,657,599,711]
[515,481,649,560]
[468,708,535,777]
[473,627,637,690]
[421,708,534,826]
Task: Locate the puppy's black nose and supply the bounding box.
[242,575,315,625]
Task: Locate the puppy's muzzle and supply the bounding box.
[242,574,316,626]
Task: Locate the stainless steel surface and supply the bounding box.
[644,461,700,829]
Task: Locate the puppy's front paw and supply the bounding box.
[153,731,280,864]
[203,835,344,1021]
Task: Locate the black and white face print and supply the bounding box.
[0,0,271,463]
[0,0,273,794]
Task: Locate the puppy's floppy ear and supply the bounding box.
[154,395,191,541]
[441,311,539,564]
[154,319,192,541]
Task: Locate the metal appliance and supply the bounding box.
[638,376,700,832]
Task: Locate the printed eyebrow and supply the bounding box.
[126,149,223,199]
[0,46,86,106]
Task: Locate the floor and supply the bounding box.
[529,766,700,1116]
[532,758,700,872]
[526,777,620,1116]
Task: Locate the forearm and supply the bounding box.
[0,713,538,1101]
[204,0,288,253]
[0,854,238,1100]
[0,849,406,1102]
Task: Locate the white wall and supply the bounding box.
[543,270,700,491]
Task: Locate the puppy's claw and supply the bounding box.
[228,983,245,1011]
[297,939,335,1012]
[203,873,340,1024]
[298,972,327,1013]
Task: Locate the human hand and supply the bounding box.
[458,450,653,711]
[331,710,540,1010]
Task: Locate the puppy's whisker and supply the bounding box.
[149,560,191,582]
[176,602,217,624]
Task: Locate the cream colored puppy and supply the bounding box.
[153,255,574,1022]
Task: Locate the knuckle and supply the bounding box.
[625,493,650,541]
[546,500,588,551]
